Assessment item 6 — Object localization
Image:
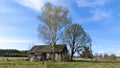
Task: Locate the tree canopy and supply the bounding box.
[38,2,71,44]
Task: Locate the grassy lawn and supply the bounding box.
[0,60,120,68]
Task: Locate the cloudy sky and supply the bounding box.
[0,0,120,55]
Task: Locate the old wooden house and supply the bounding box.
[29,44,68,61]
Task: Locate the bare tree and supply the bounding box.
[38,2,71,61]
[63,23,92,61]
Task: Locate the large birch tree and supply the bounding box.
[38,2,71,61]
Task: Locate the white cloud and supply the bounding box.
[76,0,108,7]
[14,0,46,12]
[14,0,72,12]
[0,38,34,43]
[76,0,94,7]
[76,0,112,23]
[92,45,120,56]
[0,43,30,50]
[0,7,16,13]
[91,9,112,21]
[0,37,45,50]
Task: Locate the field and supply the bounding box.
[0,57,120,68]
[0,60,120,68]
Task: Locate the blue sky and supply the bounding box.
[0,0,120,56]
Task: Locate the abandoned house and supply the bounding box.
[29,44,69,61]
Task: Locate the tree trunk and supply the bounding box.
[50,43,55,62]
[51,43,56,62]
[53,45,55,62]
[70,40,75,61]
[70,49,74,61]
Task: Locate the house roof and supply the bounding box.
[30,44,67,53]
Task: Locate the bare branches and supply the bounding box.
[63,23,92,60]
[38,2,70,45]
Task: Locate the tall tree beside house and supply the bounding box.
[38,2,71,61]
[63,23,92,61]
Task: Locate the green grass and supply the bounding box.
[0,60,120,68]
[47,62,120,68]
[0,60,46,68]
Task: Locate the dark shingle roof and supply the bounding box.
[30,44,66,53]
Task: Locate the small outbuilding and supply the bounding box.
[29,44,69,61]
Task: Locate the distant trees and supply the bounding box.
[63,23,92,61]
[103,53,109,60]
[0,49,28,57]
[38,2,71,61]
[103,53,116,60]
[93,53,117,60]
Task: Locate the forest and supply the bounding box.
[0,49,28,57]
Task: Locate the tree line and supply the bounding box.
[94,53,117,60]
[0,49,28,57]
